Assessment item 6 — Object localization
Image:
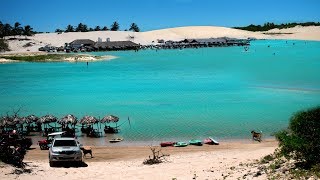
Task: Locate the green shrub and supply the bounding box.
[275,106,320,166]
[0,39,10,52]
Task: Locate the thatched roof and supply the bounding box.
[94,41,139,49]
[70,39,95,46]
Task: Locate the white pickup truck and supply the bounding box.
[48,137,82,167]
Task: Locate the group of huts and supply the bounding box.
[39,37,251,52]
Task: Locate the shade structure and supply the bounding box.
[79,115,98,125]
[26,115,39,123]
[100,115,119,123]
[58,114,78,125]
[39,115,57,124]
[20,115,39,124]
[0,116,19,126]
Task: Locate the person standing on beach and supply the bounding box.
[87,61,88,67]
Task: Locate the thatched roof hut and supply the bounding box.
[94,41,139,50]
[70,39,95,48]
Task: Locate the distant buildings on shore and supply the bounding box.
[39,37,251,52]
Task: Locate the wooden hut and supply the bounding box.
[94,41,140,51]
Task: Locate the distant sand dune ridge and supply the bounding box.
[3,25,320,54]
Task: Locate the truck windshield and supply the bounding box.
[53,140,76,147]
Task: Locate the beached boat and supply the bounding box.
[189,139,203,146]
[160,141,175,147]
[174,141,188,147]
[203,137,219,145]
[109,138,123,143]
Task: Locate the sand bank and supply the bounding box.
[0,52,117,62]
[0,139,277,179]
[3,25,320,54]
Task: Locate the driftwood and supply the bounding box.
[143,146,169,165]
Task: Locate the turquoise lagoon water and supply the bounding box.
[0,40,320,143]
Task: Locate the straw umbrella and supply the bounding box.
[39,115,58,132]
[58,114,78,126]
[100,115,119,124]
[80,115,98,125]
[100,115,120,133]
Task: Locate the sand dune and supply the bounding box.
[3,25,320,54]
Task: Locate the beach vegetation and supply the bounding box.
[0,39,10,51]
[55,29,64,33]
[75,23,88,32]
[94,26,101,31]
[234,22,320,31]
[143,146,169,165]
[23,25,34,36]
[13,22,23,37]
[102,26,109,31]
[65,24,74,32]
[129,23,140,32]
[0,54,73,62]
[110,21,120,31]
[275,106,320,167]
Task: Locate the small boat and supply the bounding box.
[160,142,175,147]
[174,141,188,147]
[189,139,203,146]
[109,138,123,143]
[204,137,219,145]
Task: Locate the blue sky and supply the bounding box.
[1,0,319,32]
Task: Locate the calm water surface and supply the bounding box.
[1,40,319,144]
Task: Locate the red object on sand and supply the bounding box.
[160,142,175,147]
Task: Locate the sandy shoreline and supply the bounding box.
[1,25,320,55]
[1,139,277,179]
[0,52,117,63]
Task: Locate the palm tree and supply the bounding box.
[110,21,119,31]
[65,24,74,32]
[94,26,101,31]
[23,25,33,36]
[102,26,108,31]
[13,22,23,37]
[3,23,12,37]
[0,21,4,38]
[129,23,140,32]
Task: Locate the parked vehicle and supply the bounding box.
[38,132,64,150]
[48,137,82,167]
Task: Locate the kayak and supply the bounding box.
[204,137,219,145]
[160,142,175,147]
[174,141,188,147]
[189,139,203,146]
[109,138,123,143]
[209,137,219,145]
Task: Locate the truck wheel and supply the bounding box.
[49,161,55,167]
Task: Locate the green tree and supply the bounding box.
[23,25,33,36]
[55,29,64,33]
[0,21,4,38]
[110,21,119,31]
[0,39,10,51]
[275,106,320,166]
[129,23,140,32]
[13,22,23,36]
[102,26,108,31]
[3,23,12,37]
[65,24,74,32]
[94,26,101,31]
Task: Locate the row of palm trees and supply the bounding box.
[0,21,34,38]
[55,22,140,33]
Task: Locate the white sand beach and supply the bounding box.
[3,26,320,54]
[0,140,277,180]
